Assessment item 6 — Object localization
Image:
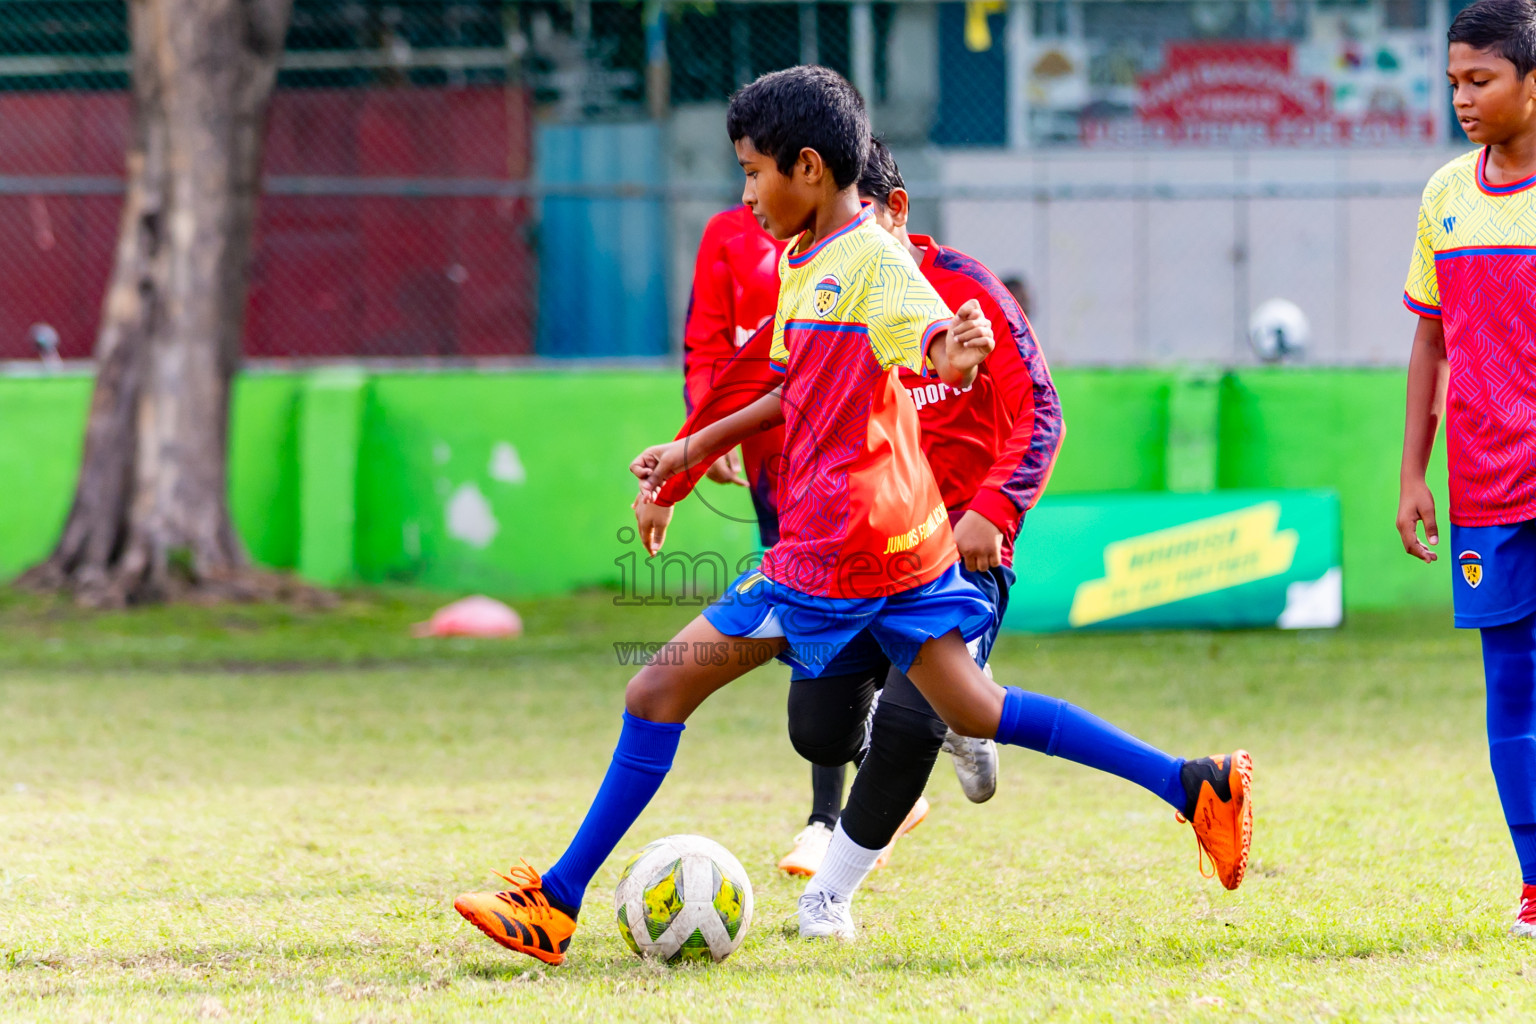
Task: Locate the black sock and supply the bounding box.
[809,763,846,828]
[1178,757,1235,819]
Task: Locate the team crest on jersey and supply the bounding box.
[1460,550,1483,589]
[813,275,842,317]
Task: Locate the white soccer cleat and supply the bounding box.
[797,885,856,940]
[778,821,834,877]
[942,729,998,803]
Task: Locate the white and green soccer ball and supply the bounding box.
[614,834,753,963]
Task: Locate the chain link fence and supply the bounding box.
[0,0,1460,366]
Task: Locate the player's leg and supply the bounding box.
[807,762,846,825]
[779,670,878,875]
[1479,611,1536,935]
[901,629,1253,889]
[941,668,1001,803]
[939,567,1011,803]
[799,669,945,939]
[454,613,784,964]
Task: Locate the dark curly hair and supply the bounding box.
[726,66,870,189]
[857,137,905,207]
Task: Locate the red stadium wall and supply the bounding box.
[0,86,535,362]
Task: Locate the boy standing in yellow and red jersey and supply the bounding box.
[1398,0,1536,939]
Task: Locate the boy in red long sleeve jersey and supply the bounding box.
[682,204,786,523]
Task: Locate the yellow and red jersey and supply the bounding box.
[756,206,955,598]
[659,222,1063,577]
[1405,147,1536,527]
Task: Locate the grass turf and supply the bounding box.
[0,589,1532,1021]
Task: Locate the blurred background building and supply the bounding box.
[0,0,1465,367]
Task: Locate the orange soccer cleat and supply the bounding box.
[778,821,835,877]
[1176,751,1254,891]
[871,794,930,871]
[453,862,578,965]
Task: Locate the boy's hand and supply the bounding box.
[954,509,1004,573]
[1396,478,1440,563]
[630,439,689,499]
[705,449,748,487]
[632,493,674,556]
[941,299,995,379]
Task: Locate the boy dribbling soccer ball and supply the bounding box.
[452,66,1252,967]
[1398,0,1536,938]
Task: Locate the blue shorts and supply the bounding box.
[1450,520,1536,628]
[788,565,1014,681]
[702,562,995,677]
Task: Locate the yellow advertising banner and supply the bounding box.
[1068,502,1299,627]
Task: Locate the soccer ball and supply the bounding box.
[614,834,753,963]
[1248,298,1310,362]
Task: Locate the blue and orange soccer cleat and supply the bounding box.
[1176,751,1254,890]
[453,862,577,965]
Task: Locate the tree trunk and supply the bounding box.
[22,0,294,606]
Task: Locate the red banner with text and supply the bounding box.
[1083,42,1436,147]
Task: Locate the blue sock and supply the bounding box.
[541,712,684,913]
[995,686,1187,812]
[1513,826,1536,886]
[1481,615,1536,885]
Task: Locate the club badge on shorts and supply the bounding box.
[813,275,841,317]
[1460,550,1483,589]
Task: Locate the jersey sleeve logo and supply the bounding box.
[1460,550,1483,589]
[813,275,842,318]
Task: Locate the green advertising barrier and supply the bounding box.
[1006,489,1342,632]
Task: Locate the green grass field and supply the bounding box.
[1,588,1533,1022]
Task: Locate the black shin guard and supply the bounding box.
[787,672,879,767]
[838,700,947,851]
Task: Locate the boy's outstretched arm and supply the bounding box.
[1397,314,1448,563]
[927,299,995,389]
[628,389,784,555]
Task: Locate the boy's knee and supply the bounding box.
[787,711,864,766]
[786,679,870,766]
[624,670,677,722]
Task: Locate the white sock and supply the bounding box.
[809,822,883,902]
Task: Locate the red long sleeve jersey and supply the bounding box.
[899,235,1063,565]
[662,234,1063,569]
[682,206,788,544]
